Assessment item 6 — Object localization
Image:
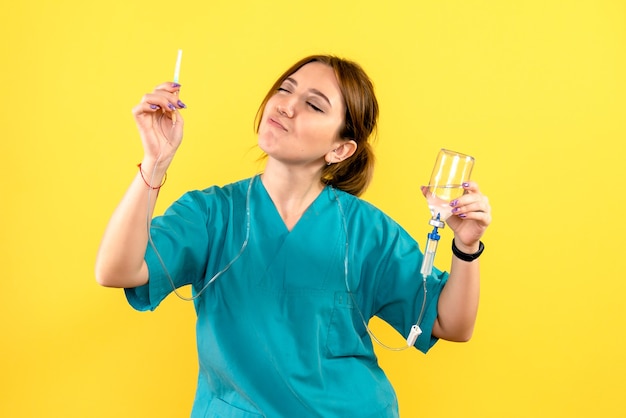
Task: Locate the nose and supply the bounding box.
[276,98,295,118]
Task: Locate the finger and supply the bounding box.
[466,210,492,226]
[149,89,187,111]
[153,82,183,106]
[451,194,490,213]
[132,100,163,118]
[153,81,182,94]
[142,90,180,106]
[453,202,486,216]
[463,181,484,194]
[135,93,185,119]
[454,205,491,227]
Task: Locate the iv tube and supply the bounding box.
[333,187,432,352]
[406,216,442,346]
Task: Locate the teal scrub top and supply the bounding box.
[125,176,448,418]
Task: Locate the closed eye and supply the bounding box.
[307,102,324,113]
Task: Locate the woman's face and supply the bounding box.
[258,62,346,167]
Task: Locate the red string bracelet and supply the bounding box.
[137,163,167,190]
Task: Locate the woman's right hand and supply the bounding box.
[132,82,186,167]
[95,82,186,288]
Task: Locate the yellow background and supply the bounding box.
[2,1,625,417]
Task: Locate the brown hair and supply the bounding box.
[254,55,379,197]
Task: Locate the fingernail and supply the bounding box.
[452,207,460,213]
[167,103,176,110]
[462,182,470,188]
[177,100,186,108]
[172,82,181,88]
[150,104,159,110]
[459,213,467,218]
[450,199,458,207]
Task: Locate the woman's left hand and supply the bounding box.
[422,182,492,248]
[446,181,491,247]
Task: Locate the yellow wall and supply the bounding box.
[2,1,625,417]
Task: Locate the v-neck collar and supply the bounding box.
[255,178,330,233]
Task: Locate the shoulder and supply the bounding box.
[333,188,395,222]
[332,189,419,264]
[163,177,254,222]
[181,177,253,205]
[332,188,408,237]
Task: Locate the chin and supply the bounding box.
[257,135,272,155]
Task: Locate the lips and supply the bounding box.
[267,117,287,131]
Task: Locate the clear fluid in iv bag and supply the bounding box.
[427,194,453,221]
[426,185,464,221]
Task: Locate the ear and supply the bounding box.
[326,140,357,164]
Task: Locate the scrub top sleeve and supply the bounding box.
[124,244,186,312]
[412,267,448,353]
[372,223,448,354]
[125,191,212,311]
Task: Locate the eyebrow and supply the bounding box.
[284,77,332,107]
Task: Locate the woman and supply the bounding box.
[96,55,491,417]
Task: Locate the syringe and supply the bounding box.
[172,49,182,126]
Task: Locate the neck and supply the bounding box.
[260,161,326,230]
